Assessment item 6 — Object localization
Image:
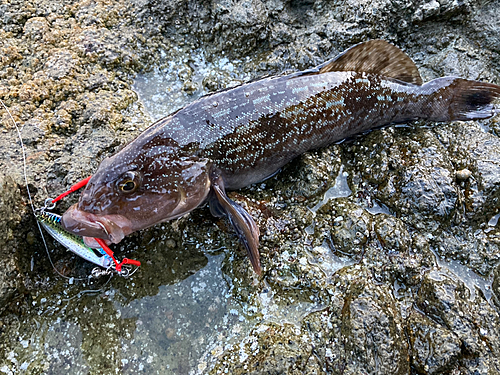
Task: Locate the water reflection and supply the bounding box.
[0,251,258,374]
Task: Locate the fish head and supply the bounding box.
[62,133,211,243]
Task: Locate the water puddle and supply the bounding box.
[307,240,356,278]
[0,254,257,374]
[365,200,392,216]
[429,250,493,303]
[485,212,500,233]
[392,280,414,319]
[257,286,325,327]
[309,166,351,214]
[133,49,249,121]
[304,166,352,235]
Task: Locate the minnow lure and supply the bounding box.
[3,94,139,275]
[60,40,500,274]
[36,210,114,268]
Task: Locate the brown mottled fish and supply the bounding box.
[62,40,500,275]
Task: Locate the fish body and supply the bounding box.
[36,210,113,268]
[61,40,500,274]
[169,71,498,190]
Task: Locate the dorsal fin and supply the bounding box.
[315,40,423,85]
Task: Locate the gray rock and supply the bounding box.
[0,174,23,313]
[0,0,499,373]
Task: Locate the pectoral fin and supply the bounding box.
[209,172,261,275]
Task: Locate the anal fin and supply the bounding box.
[209,172,261,275]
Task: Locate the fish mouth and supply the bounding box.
[61,204,133,244]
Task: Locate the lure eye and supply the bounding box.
[117,171,141,194]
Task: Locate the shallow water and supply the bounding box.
[133,49,249,122]
[1,252,263,374]
[1,238,336,374]
[430,250,494,304]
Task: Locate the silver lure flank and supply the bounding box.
[35,210,113,268]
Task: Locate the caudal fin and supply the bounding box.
[445,78,500,121]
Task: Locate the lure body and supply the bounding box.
[36,211,113,268]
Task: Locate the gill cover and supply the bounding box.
[62,145,212,244]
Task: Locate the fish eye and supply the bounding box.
[117,171,141,194]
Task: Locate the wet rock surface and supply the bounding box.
[0,174,23,312]
[1,0,500,374]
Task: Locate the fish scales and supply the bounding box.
[61,40,500,274]
[147,71,427,189]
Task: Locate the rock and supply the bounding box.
[408,310,462,374]
[0,0,499,373]
[0,174,23,313]
[455,168,471,181]
[44,50,79,79]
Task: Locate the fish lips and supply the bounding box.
[61,204,133,244]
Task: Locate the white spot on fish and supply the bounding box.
[253,94,270,105]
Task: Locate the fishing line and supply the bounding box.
[61,274,115,303]
[0,99,88,281]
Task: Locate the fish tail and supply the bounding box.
[425,77,500,122]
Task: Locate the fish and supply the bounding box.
[36,210,114,268]
[61,40,500,275]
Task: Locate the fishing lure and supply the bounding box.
[1,98,140,277]
[38,178,141,275]
[35,210,114,268]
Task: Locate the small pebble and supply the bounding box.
[165,239,176,249]
[456,168,471,181]
[166,327,176,340]
[26,231,35,245]
[182,81,197,94]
